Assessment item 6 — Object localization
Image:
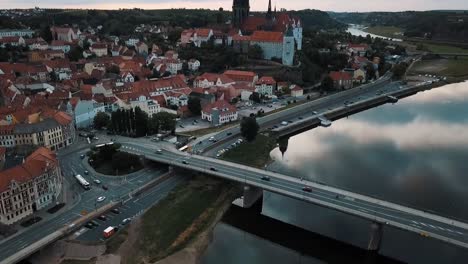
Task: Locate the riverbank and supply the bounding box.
[362,26,404,39]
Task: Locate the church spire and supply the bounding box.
[268,0,272,13]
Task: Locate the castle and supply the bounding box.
[231,0,303,66]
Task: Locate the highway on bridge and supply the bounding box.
[122,143,468,250]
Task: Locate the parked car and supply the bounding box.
[122,218,131,225]
[85,222,94,229]
[80,154,85,159]
[97,215,108,221]
[111,208,120,214]
[94,179,101,184]
[102,185,109,191]
[84,170,89,175]
[182,160,188,164]
[90,220,100,227]
[96,196,106,202]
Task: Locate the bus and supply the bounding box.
[178,145,189,152]
[75,174,90,190]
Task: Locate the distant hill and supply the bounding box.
[290,9,346,30]
[329,11,468,43]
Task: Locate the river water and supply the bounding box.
[346,24,403,42]
[201,82,468,264]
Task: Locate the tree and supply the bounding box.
[153,112,177,133]
[112,151,140,172]
[187,97,202,116]
[322,76,334,92]
[134,107,148,137]
[391,62,408,79]
[148,115,160,135]
[93,112,110,130]
[248,44,263,60]
[107,64,120,75]
[40,25,53,42]
[249,92,261,103]
[240,117,260,142]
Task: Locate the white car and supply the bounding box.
[155,149,163,154]
[281,121,288,126]
[96,196,106,202]
[94,179,101,184]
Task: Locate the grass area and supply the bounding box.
[364,26,403,38]
[442,59,468,76]
[92,160,143,176]
[184,121,239,137]
[126,176,236,263]
[423,43,468,54]
[411,58,468,77]
[222,134,277,168]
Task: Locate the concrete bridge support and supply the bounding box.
[233,185,263,208]
[367,222,383,251]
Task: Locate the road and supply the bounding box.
[121,144,468,250]
[0,140,177,263]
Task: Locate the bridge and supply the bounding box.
[270,82,432,138]
[122,144,468,251]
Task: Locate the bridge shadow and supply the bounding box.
[221,199,407,264]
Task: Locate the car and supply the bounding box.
[90,220,99,227]
[287,120,293,123]
[96,196,106,202]
[94,179,101,184]
[192,122,196,125]
[227,132,232,136]
[216,153,222,158]
[79,133,88,137]
[85,222,94,229]
[93,137,99,140]
[298,116,303,120]
[102,185,109,191]
[155,149,163,154]
[179,125,184,128]
[272,125,278,129]
[261,176,270,181]
[302,186,312,192]
[182,160,188,164]
[281,121,288,126]
[111,208,120,214]
[209,137,215,142]
[97,215,108,221]
[210,167,217,171]
[122,218,131,225]
[312,111,318,115]
[80,154,85,159]
[84,170,89,175]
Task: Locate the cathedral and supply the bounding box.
[231,0,303,66]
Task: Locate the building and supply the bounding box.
[49,40,71,53]
[188,59,200,71]
[194,73,235,88]
[255,76,276,96]
[90,43,108,57]
[135,42,148,56]
[290,84,303,97]
[50,26,80,42]
[180,28,213,47]
[329,71,353,90]
[223,70,258,84]
[0,29,35,38]
[202,100,238,126]
[0,147,62,225]
[129,94,161,117]
[232,0,250,27]
[74,99,106,128]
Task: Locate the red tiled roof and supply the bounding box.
[0,147,58,193]
[54,111,72,126]
[329,71,352,81]
[195,28,212,38]
[51,40,69,46]
[256,76,276,85]
[91,43,107,49]
[224,70,257,82]
[202,100,237,115]
[250,31,283,43]
[232,34,250,41]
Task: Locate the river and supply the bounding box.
[201,82,468,264]
[346,24,403,42]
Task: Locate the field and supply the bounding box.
[411,58,468,77]
[364,26,404,38]
[423,43,468,54]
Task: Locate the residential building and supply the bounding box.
[0,36,25,47]
[129,94,161,117]
[223,70,258,84]
[329,71,353,90]
[0,29,35,38]
[135,42,148,56]
[90,43,108,57]
[50,26,80,42]
[290,84,303,97]
[201,100,238,126]
[188,59,200,71]
[255,76,276,96]
[74,99,106,128]
[194,73,235,88]
[49,40,71,53]
[0,147,62,225]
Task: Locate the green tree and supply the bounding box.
[93,111,110,130]
[187,97,202,116]
[148,115,160,135]
[248,44,263,60]
[134,107,149,137]
[249,92,261,103]
[112,151,140,172]
[391,62,408,79]
[153,112,177,133]
[240,117,260,142]
[41,25,53,42]
[322,76,334,92]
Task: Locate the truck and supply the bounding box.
[103,226,115,238]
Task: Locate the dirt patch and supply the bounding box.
[411,59,449,74]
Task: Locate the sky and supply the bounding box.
[2,0,468,12]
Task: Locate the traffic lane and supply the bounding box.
[199,160,468,241]
[146,151,468,242]
[75,176,184,242]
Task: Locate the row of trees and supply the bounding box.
[94,107,177,137]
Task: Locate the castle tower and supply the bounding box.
[232,0,250,27]
[282,26,295,66]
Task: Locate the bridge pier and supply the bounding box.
[367,222,383,251]
[233,185,263,208]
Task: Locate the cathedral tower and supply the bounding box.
[232,0,250,27]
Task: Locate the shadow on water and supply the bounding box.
[221,199,406,264]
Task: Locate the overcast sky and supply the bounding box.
[2,0,468,12]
